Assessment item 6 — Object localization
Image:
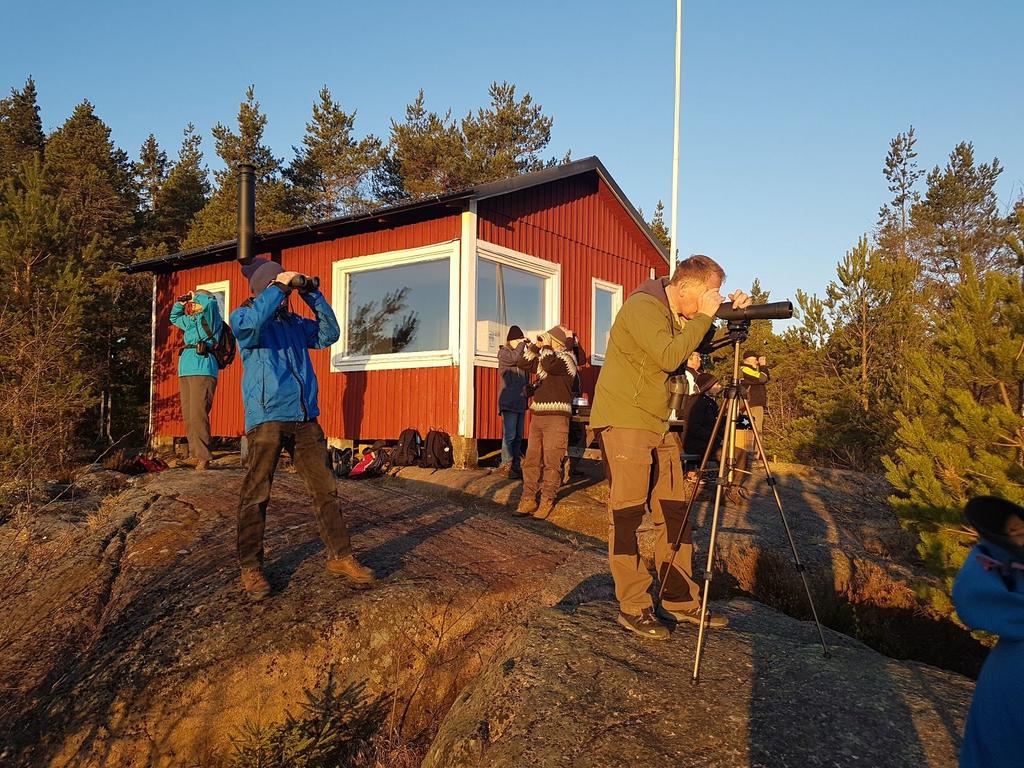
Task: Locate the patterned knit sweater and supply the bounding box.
[519,343,577,416]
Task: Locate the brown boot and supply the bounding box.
[240,567,271,601]
[326,555,375,584]
[515,497,537,516]
[533,498,555,519]
[195,459,210,471]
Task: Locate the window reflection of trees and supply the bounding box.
[347,286,420,355]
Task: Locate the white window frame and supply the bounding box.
[590,277,623,366]
[330,241,460,372]
[473,240,561,368]
[195,279,231,324]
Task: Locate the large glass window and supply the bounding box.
[476,259,546,355]
[344,258,450,355]
[592,279,623,364]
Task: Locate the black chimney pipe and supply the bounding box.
[237,163,255,265]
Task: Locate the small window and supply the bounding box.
[591,279,623,365]
[195,279,230,322]
[331,242,459,371]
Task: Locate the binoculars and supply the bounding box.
[288,274,320,292]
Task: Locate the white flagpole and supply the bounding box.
[669,0,682,277]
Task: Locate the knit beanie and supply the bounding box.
[243,257,284,295]
[742,350,758,362]
[547,326,569,347]
[507,325,524,344]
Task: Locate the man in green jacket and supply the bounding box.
[170,289,223,470]
[591,255,750,640]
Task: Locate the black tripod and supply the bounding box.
[657,321,830,683]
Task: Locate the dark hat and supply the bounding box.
[965,496,1024,559]
[243,257,284,295]
[507,325,524,343]
[547,326,569,347]
[742,350,759,361]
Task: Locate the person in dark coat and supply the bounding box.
[953,495,1024,768]
[497,325,529,478]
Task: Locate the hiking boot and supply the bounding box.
[514,497,537,516]
[533,498,555,519]
[194,459,210,471]
[326,555,375,584]
[241,567,271,601]
[510,466,523,480]
[657,604,729,628]
[617,608,669,640]
[495,462,512,477]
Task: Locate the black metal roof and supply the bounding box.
[124,155,669,274]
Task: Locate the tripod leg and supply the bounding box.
[741,397,831,659]
[655,393,730,605]
[691,392,741,684]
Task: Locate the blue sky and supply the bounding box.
[2,0,1022,306]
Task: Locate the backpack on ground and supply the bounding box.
[349,442,392,479]
[391,428,423,467]
[419,429,454,470]
[199,315,237,369]
[329,446,353,478]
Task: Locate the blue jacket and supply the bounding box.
[953,542,1024,768]
[230,285,340,432]
[170,291,223,378]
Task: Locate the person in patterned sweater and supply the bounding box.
[514,325,578,520]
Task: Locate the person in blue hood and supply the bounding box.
[953,495,1024,768]
[230,258,374,601]
[169,288,223,470]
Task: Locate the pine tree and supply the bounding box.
[150,124,210,253]
[183,86,296,248]
[910,142,1012,292]
[285,86,381,222]
[460,81,555,182]
[44,100,138,251]
[648,200,670,249]
[876,126,922,259]
[883,265,1024,584]
[0,158,95,485]
[375,90,468,202]
[136,134,168,212]
[0,77,45,180]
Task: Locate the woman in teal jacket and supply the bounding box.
[953,496,1024,768]
[169,289,223,469]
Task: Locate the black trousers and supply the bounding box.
[237,420,352,569]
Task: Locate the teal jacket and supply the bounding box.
[230,285,340,432]
[170,291,223,379]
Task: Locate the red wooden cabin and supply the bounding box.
[126,156,669,463]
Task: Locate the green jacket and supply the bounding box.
[170,291,223,379]
[590,278,714,434]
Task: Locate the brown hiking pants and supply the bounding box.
[522,413,569,501]
[179,375,216,461]
[237,420,352,570]
[600,426,700,614]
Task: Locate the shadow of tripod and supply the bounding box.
[658,317,831,684]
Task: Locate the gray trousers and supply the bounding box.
[179,375,216,461]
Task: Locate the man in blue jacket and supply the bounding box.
[953,495,1024,768]
[231,257,374,601]
[170,289,223,470]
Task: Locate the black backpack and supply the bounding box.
[200,316,236,369]
[392,428,423,467]
[419,429,454,470]
[329,446,353,478]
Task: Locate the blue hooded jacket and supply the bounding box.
[230,284,340,432]
[170,291,223,378]
[953,541,1024,768]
